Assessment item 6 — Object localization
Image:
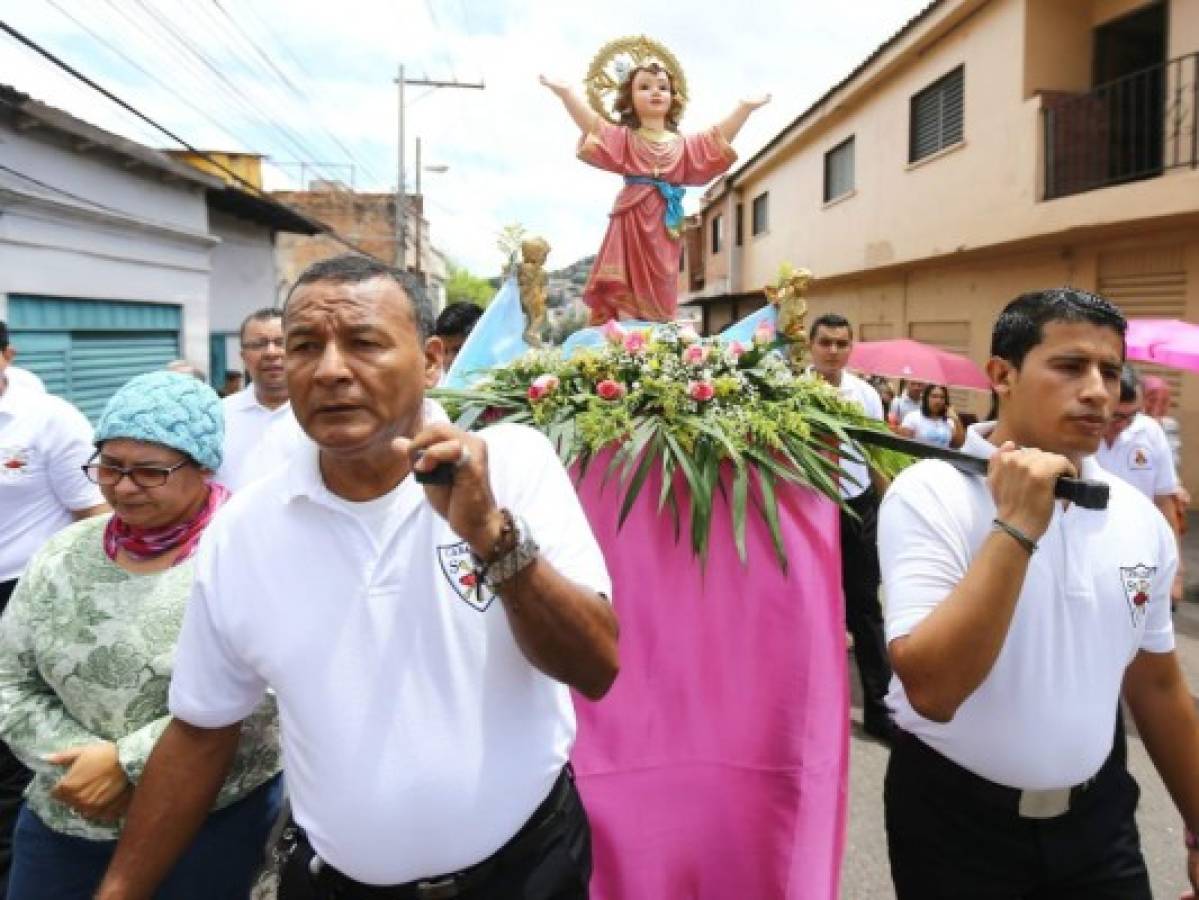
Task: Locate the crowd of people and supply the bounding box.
[0,269,1197,898]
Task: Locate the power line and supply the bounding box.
[38,0,267,161]
[0,18,375,258]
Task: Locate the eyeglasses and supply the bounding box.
[242,338,285,351]
[81,456,191,488]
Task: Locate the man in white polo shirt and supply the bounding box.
[808,312,895,744]
[0,322,44,394]
[0,344,106,894]
[880,288,1199,898]
[213,307,298,491]
[98,254,619,900]
[1097,365,1183,606]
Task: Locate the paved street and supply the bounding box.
[843,513,1199,899]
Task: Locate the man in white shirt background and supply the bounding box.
[214,308,296,491]
[98,254,619,899]
[888,378,924,429]
[880,287,1199,898]
[0,322,44,394]
[808,313,896,744]
[1097,365,1184,607]
[0,335,107,894]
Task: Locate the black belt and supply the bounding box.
[297,766,576,899]
[896,731,1115,819]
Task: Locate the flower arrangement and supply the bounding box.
[432,321,904,571]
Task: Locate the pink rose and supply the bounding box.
[623,331,648,354]
[602,320,627,344]
[727,340,747,358]
[752,321,776,347]
[682,344,708,365]
[596,379,627,401]
[678,325,700,346]
[527,373,559,402]
[688,380,716,402]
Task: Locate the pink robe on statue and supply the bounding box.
[578,121,736,323]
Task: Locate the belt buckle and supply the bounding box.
[1018,787,1071,819]
[416,876,461,900]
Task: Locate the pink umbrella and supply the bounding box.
[848,338,991,390]
[1126,318,1199,372]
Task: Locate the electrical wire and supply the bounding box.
[0,19,376,258]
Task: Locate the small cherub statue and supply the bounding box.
[517,237,551,346]
[765,264,813,364]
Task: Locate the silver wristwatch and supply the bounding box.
[479,513,539,589]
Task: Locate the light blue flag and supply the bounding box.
[720,303,778,344]
[559,320,659,359]
[442,277,530,389]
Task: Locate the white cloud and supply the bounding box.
[0,0,931,274]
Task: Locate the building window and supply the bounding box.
[679,246,686,273]
[909,65,964,163]
[751,192,769,236]
[735,203,744,246]
[711,214,723,254]
[824,136,855,202]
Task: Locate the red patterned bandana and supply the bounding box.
[104,483,231,566]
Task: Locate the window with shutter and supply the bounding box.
[751,192,769,236]
[711,215,723,254]
[909,66,964,163]
[824,137,856,202]
[735,203,744,247]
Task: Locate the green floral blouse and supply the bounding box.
[0,516,281,840]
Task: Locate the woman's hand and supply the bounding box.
[47,742,132,821]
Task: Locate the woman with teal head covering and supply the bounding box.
[0,371,282,899]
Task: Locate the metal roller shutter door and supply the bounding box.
[1098,246,1188,414]
[8,297,181,421]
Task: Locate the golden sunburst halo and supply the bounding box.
[584,35,689,125]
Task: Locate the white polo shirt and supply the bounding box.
[0,384,103,582]
[812,369,883,499]
[1094,412,1177,501]
[6,366,45,393]
[169,404,612,885]
[880,422,1177,790]
[213,388,296,491]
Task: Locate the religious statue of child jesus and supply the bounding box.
[541,38,769,324]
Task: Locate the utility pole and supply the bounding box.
[395,66,484,275]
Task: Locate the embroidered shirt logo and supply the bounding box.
[437,541,495,612]
[0,446,31,479]
[1119,563,1156,626]
[1128,446,1151,469]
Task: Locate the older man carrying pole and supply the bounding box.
[98,254,619,899]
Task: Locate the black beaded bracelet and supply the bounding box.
[992,518,1038,555]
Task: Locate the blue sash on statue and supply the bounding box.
[624,175,685,237]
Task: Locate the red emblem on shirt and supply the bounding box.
[436,541,495,613]
[1118,564,1157,626]
[0,447,30,477]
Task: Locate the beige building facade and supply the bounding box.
[684,0,1199,493]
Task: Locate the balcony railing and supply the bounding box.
[1043,53,1197,200]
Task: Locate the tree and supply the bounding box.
[445,262,495,308]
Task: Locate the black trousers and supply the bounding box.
[884,730,1151,899]
[839,489,892,726]
[277,769,591,900]
[0,579,32,899]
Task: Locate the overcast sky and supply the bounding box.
[1,0,930,275]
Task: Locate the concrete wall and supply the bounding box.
[701,0,1197,293]
[0,120,215,370]
[207,209,279,332]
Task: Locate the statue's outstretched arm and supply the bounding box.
[716,94,772,143]
[541,74,600,136]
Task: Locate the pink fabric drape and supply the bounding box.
[571,457,848,900]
